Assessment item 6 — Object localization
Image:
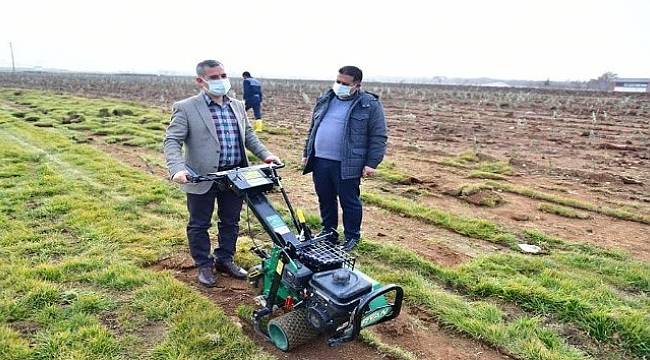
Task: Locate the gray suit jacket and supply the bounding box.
[163,92,271,194]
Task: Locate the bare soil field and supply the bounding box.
[1,72,648,360]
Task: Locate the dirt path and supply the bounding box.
[152,254,511,360]
[88,121,649,265]
[152,258,383,360]
[375,310,511,360]
[262,128,650,262]
[276,162,503,265]
[93,136,512,359]
[0,123,512,360]
[377,154,650,260]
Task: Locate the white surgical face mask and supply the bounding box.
[332,82,353,97]
[204,78,231,96]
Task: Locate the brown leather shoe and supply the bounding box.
[214,261,248,279]
[197,266,217,287]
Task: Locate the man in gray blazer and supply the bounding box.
[164,59,280,287]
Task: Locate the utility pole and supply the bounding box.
[9,42,15,72]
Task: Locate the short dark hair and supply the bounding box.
[242,71,251,78]
[339,66,363,82]
[196,60,222,76]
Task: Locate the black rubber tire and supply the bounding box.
[267,308,319,351]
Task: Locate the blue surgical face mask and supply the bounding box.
[332,82,353,98]
[204,78,231,96]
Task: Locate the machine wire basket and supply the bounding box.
[298,238,355,272]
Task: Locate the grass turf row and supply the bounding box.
[0,89,567,360]
[0,93,416,359]
[3,88,649,359]
[537,203,591,220]
[438,150,514,176]
[359,191,650,358]
[484,181,650,225]
[399,146,648,225]
[0,115,273,359]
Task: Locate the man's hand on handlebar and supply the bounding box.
[172,170,190,184]
[264,154,282,165]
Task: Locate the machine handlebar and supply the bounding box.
[327,284,404,347]
[186,162,285,183]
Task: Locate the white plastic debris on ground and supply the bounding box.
[517,243,542,254]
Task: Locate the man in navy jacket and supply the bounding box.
[242,71,263,120]
[302,66,387,251]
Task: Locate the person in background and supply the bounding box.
[301,66,387,251]
[242,71,264,131]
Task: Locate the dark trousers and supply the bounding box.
[312,157,362,240]
[186,182,243,268]
[245,100,262,119]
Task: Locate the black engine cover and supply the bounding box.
[309,269,372,307]
[282,260,313,291]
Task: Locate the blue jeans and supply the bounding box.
[186,182,243,268]
[312,157,362,240]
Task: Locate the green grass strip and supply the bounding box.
[538,203,591,220]
[361,191,518,247]
[358,330,418,360]
[0,116,273,359]
[486,181,650,225]
[356,246,587,360]
[357,240,650,358]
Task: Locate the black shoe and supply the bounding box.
[197,266,217,287]
[341,238,360,252]
[214,261,248,279]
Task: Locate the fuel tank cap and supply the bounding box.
[332,269,351,284]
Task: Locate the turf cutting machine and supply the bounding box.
[186,163,403,351]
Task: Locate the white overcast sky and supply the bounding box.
[0,0,648,81]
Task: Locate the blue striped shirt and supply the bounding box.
[203,92,242,168]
